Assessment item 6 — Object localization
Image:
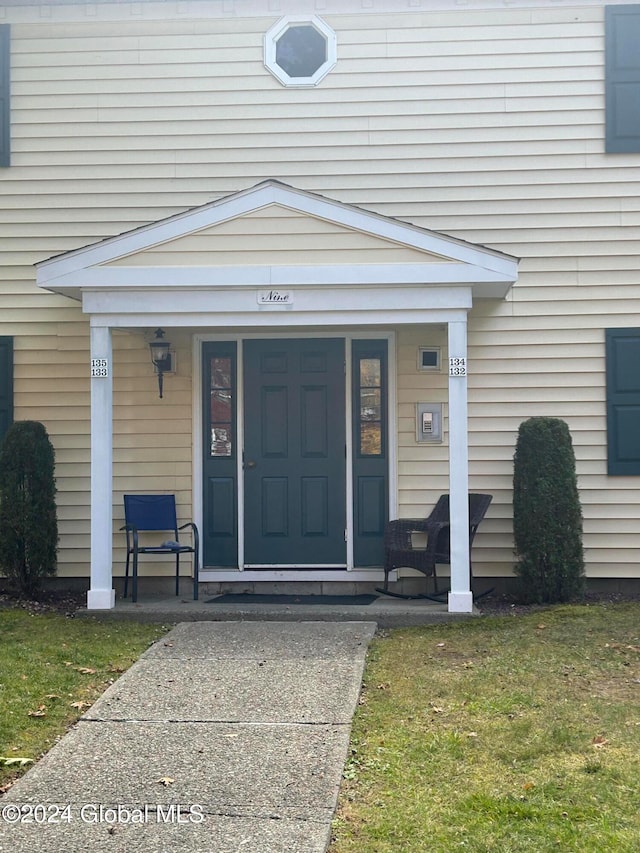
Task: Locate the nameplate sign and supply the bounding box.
[257,290,293,306]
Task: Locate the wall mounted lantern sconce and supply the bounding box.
[149,328,172,399]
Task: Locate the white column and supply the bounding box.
[447,319,472,613]
[87,325,116,610]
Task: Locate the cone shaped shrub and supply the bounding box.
[0,420,58,597]
[513,417,584,603]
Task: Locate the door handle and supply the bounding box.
[244,459,257,469]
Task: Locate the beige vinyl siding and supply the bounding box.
[1,1,639,579]
[4,327,194,578]
[111,333,194,578]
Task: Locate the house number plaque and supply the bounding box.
[90,358,109,377]
[448,357,467,376]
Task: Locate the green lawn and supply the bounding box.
[0,610,168,790]
[330,603,640,853]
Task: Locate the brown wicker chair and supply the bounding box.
[378,493,493,599]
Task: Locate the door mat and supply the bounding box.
[207,593,378,605]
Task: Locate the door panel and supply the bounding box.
[244,338,346,566]
[301,477,329,536]
[357,475,386,537]
[262,386,288,456]
[262,478,288,536]
[208,477,235,537]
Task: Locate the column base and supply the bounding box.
[448,591,473,613]
[87,588,116,610]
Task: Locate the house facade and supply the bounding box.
[0,0,639,612]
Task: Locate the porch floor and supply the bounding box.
[77,593,478,627]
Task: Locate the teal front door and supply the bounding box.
[243,338,346,566]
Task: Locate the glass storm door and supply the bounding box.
[243,338,346,567]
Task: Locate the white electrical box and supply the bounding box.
[416,403,443,443]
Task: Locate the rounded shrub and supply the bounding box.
[0,420,58,597]
[513,416,584,603]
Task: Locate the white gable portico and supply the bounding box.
[36,181,519,613]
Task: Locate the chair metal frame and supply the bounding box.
[378,493,493,600]
[121,494,199,603]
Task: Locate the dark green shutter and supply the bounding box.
[0,26,9,168]
[605,5,640,153]
[606,328,640,475]
[0,337,13,444]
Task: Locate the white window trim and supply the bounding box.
[418,346,441,372]
[264,15,337,88]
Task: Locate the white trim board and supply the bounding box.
[199,569,391,583]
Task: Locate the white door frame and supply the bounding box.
[193,330,397,582]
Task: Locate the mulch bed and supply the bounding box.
[476,590,640,617]
[0,588,87,617]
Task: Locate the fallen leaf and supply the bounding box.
[156,777,175,787]
[436,642,446,648]
[75,667,97,675]
[467,732,478,738]
[70,701,91,710]
[608,642,640,653]
[376,683,390,691]
[522,782,535,791]
[0,757,33,767]
[45,694,61,700]
[27,705,47,718]
[536,624,547,630]
[592,735,609,748]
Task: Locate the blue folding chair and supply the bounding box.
[121,494,199,603]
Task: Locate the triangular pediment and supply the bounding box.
[36,180,519,298]
[104,205,453,268]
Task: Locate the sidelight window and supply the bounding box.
[354,343,387,458]
[209,355,235,457]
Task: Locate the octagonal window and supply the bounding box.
[264,16,337,88]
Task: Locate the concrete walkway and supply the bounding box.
[0,621,377,853]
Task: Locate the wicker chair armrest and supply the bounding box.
[385,518,449,551]
[421,520,450,560]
